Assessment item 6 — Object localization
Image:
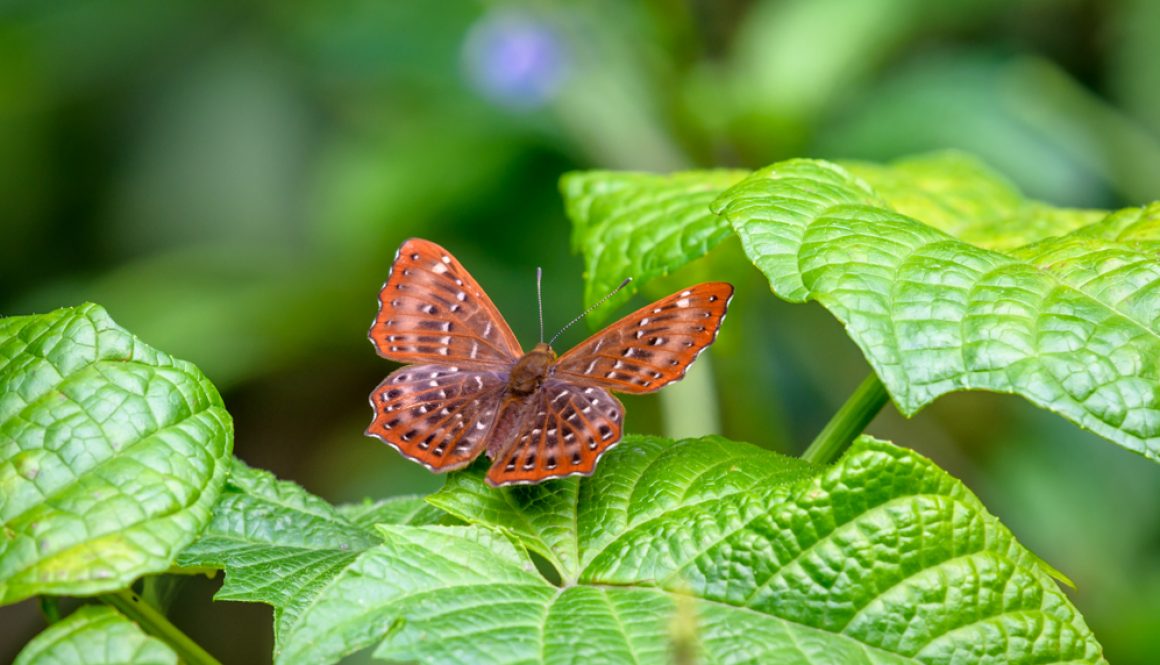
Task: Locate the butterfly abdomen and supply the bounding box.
[506,342,557,395]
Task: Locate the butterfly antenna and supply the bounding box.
[549,277,633,346]
[536,267,545,344]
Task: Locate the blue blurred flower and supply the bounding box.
[462,10,568,110]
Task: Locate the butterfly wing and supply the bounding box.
[370,238,523,368]
[367,364,506,471]
[554,282,733,394]
[485,379,624,486]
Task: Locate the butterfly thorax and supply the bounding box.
[507,342,557,395]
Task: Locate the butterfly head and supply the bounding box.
[508,342,557,395]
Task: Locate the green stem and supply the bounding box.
[39,596,62,624]
[659,353,720,439]
[802,373,889,465]
[100,589,221,665]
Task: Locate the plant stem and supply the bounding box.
[100,589,221,665]
[39,596,62,624]
[659,354,720,438]
[802,373,889,465]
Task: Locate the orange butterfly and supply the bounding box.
[366,238,732,486]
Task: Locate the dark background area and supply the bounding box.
[2,0,1159,662]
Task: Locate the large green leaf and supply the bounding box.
[841,152,1104,252]
[560,169,749,320]
[561,152,1160,461]
[176,459,450,650]
[0,303,232,605]
[268,434,1103,664]
[14,605,177,665]
[712,155,1160,461]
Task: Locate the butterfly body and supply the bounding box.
[507,342,556,395]
[367,238,732,486]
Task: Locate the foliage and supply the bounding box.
[560,169,749,318]
[565,152,1160,463]
[13,605,176,665]
[176,460,450,646]
[0,304,232,605]
[6,2,1160,662]
[187,435,1103,665]
[3,152,1145,664]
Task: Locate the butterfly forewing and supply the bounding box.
[555,282,733,394]
[367,364,506,471]
[485,379,624,486]
[370,238,523,368]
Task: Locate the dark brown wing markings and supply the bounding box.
[485,381,624,486]
[367,364,505,471]
[370,238,523,367]
[555,282,733,394]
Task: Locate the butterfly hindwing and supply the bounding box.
[370,238,523,368]
[555,282,733,394]
[367,363,506,471]
[485,379,624,486]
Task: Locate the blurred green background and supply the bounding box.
[2,0,1159,662]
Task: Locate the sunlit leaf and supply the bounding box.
[713,156,1160,462]
[0,303,232,605]
[560,169,748,322]
[176,459,451,650]
[13,605,177,665]
[272,434,1104,664]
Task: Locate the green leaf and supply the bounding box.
[560,169,748,322]
[176,459,450,650]
[427,435,813,582]
[335,493,450,530]
[841,152,1105,252]
[283,524,557,665]
[273,434,1105,664]
[712,156,1160,461]
[14,605,177,665]
[0,303,232,605]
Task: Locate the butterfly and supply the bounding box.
[366,238,733,486]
